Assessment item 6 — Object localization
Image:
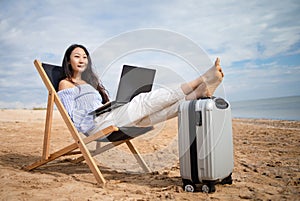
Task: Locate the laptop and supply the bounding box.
[92,65,156,116]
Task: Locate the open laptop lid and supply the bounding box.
[116,65,156,103]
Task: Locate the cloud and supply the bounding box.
[155,1,300,63]
[0,0,300,108]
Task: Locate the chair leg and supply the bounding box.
[42,91,55,159]
[76,140,106,184]
[125,140,151,173]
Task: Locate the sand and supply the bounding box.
[0,109,299,200]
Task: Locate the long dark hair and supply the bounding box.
[62,44,109,104]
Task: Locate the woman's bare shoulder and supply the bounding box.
[58,79,75,91]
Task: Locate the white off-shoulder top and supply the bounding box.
[57,84,103,134]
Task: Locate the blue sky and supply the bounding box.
[0,0,300,108]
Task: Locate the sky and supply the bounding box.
[0,0,300,109]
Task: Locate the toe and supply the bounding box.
[215,57,220,67]
[214,58,222,72]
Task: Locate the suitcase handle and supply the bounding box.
[195,111,202,126]
[198,96,214,100]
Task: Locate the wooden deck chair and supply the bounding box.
[24,60,152,185]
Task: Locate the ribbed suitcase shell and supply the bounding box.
[178,97,234,192]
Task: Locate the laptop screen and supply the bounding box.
[115,65,156,103]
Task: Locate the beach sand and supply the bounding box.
[0,109,299,200]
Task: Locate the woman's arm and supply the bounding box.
[57,89,76,119]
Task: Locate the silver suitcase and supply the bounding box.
[178,97,234,193]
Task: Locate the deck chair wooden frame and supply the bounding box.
[24,60,151,184]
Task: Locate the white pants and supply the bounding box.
[89,87,185,135]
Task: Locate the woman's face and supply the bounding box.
[69,47,88,74]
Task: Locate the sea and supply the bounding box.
[230,96,300,121]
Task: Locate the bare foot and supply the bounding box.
[185,58,224,100]
[201,57,224,96]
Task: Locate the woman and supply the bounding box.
[58,44,224,136]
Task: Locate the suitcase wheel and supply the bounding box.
[221,173,233,185]
[201,182,216,193]
[182,179,196,192]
